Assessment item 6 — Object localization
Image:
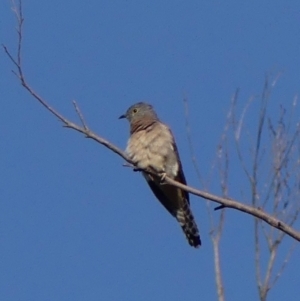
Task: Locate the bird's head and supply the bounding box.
[119,102,158,124]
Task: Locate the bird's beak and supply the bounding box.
[118,114,126,119]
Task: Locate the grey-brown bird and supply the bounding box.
[119,102,201,248]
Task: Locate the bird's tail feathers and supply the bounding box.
[176,202,201,248]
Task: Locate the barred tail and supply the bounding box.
[176,202,201,248]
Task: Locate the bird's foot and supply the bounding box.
[159,172,167,184]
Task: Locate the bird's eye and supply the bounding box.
[132,108,138,114]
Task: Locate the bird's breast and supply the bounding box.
[125,125,178,177]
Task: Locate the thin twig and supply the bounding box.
[184,98,226,301]
[271,241,297,287]
[73,100,89,131]
[183,98,204,187]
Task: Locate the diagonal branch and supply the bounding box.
[3,0,300,244]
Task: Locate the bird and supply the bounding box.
[119,102,201,248]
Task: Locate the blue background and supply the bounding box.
[1,1,300,300]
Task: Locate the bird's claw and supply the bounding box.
[159,172,167,184]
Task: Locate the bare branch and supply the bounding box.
[73,100,89,131]
[184,98,226,301]
[232,91,253,184]
[231,75,300,300]
[212,235,225,301]
[183,98,204,187]
[255,218,263,296]
[270,241,297,287]
[3,0,300,245]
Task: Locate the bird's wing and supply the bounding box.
[143,169,201,247]
[171,133,190,204]
[142,127,189,214]
[143,173,182,217]
[141,124,201,247]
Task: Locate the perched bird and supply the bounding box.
[119,102,201,248]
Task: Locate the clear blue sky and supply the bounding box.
[1,1,300,300]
